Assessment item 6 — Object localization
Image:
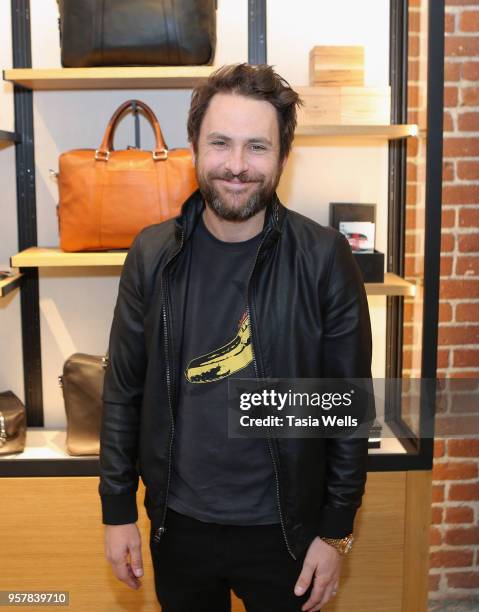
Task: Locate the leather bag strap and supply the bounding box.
[96,99,168,161]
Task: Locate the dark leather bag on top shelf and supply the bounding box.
[0,391,27,455]
[59,353,107,456]
[58,0,217,67]
[57,98,198,252]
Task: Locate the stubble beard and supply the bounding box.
[196,166,282,222]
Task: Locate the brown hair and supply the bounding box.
[187,63,302,160]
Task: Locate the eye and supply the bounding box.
[250,144,267,152]
[211,140,226,147]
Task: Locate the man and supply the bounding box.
[100,63,373,612]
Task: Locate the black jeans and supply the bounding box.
[149,508,315,612]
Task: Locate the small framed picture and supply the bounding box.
[339,221,375,252]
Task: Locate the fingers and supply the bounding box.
[301,575,338,611]
[129,540,144,578]
[294,559,315,597]
[112,558,142,590]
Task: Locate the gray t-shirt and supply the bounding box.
[168,214,279,525]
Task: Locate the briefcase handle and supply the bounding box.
[96,99,169,162]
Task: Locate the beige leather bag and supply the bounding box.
[0,391,27,455]
[59,353,107,456]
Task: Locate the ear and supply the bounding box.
[280,154,289,171]
[189,143,196,166]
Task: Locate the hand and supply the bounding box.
[294,536,342,611]
[104,523,144,590]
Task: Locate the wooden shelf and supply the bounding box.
[11,247,127,267]
[3,66,216,90]
[10,249,416,296]
[0,272,23,297]
[365,273,416,297]
[0,129,20,143]
[295,124,419,140]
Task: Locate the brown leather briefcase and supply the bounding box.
[57,99,197,252]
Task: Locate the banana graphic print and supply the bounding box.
[185,311,253,383]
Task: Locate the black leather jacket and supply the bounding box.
[99,189,373,560]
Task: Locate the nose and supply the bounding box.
[225,145,248,177]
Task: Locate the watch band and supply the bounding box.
[321,533,354,555]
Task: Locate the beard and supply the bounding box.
[196,165,282,222]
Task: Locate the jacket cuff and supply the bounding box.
[101,493,138,525]
[317,505,357,538]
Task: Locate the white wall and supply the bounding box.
[0,0,389,427]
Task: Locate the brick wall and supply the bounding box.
[430,0,479,605]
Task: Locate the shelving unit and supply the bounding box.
[11,248,416,297]
[295,123,419,140]
[3,66,215,90]
[0,129,20,143]
[0,272,23,297]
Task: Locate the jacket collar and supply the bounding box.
[175,188,287,246]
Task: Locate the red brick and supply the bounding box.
[440,280,479,299]
[453,349,479,368]
[429,573,440,591]
[443,160,455,181]
[409,35,420,59]
[432,461,478,480]
[434,438,446,458]
[407,161,418,181]
[444,111,454,132]
[438,348,450,368]
[441,233,454,252]
[457,161,479,180]
[408,59,419,82]
[459,112,479,132]
[460,11,479,32]
[464,61,479,81]
[431,506,443,524]
[444,86,459,108]
[449,439,479,457]
[439,302,453,322]
[446,13,456,33]
[443,185,479,205]
[445,506,474,524]
[446,36,479,57]
[432,484,445,503]
[409,11,420,33]
[408,137,419,157]
[445,526,479,546]
[459,209,479,227]
[444,137,479,157]
[441,256,453,276]
[445,61,461,81]
[407,184,417,206]
[429,549,473,568]
[457,255,479,275]
[442,208,456,228]
[449,483,479,504]
[447,571,479,589]
[438,325,479,345]
[458,234,479,253]
[456,302,479,321]
[462,87,479,107]
[430,527,443,547]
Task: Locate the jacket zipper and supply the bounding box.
[154,230,184,544]
[246,231,297,561]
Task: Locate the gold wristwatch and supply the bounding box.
[321,533,354,555]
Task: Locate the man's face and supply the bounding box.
[192,92,287,221]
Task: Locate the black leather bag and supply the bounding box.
[58,0,217,67]
[0,391,27,455]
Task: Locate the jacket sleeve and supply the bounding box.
[317,232,375,538]
[99,233,147,525]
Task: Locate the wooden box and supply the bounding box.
[295,86,391,126]
[309,46,365,86]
